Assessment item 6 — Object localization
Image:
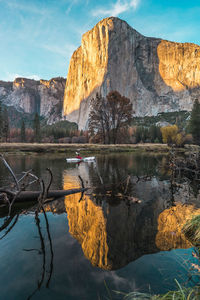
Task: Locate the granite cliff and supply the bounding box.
[63,17,200,129]
[0,77,65,125]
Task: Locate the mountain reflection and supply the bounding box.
[156,203,200,250]
[62,163,199,271]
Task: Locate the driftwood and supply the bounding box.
[0,154,88,206]
[0,188,88,204]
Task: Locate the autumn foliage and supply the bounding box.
[161,125,178,145]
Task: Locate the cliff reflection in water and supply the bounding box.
[62,160,200,271]
[156,203,200,250]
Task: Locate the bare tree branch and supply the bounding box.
[0,154,20,190]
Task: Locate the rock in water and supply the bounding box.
[63,17,200,129]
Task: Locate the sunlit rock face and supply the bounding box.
[63,17,200,129]
[0,77,65,124]
[156,203,200,251]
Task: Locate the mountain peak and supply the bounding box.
[63,18,200,130]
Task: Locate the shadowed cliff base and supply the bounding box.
[63,17,200,130]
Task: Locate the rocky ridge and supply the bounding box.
[63,17,200,129]
[0,77,65,125]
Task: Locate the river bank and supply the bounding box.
[0,142,178,154]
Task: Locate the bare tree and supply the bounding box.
[88,91,133,144]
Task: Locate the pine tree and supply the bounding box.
[189,99,200,145]
[149,125,157,143]
[21,120,26,142]
[33,113,41,143]
[3,107,10,142]
[0,101,2,141]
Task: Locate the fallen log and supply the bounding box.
[0,188,88,204]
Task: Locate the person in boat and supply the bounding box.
[75,151,82,159]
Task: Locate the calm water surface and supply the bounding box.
[0,152,200,300]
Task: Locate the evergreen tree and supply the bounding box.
[189,99,200,145]
[21,120,26,142]
[33,113,41,143]
[0,101,2,140]
[3,107,10,142]
[156,126,162,143]
[149,125,157,143]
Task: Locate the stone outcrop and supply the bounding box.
[0,77,65,125]
[63,17,200,129]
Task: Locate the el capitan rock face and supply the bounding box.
[63,17,200,129]
[0,77,65,125]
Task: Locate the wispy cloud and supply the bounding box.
[65,0,79,15]
[92,0,140,17]
[42,43,77,58]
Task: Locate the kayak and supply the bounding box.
[66,156,96,163]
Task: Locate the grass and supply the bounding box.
[182,215,200,247]
[115,281,200,299]
[0,142,172,153]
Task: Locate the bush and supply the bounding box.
[161,125,178,145]
[175,132,185,147]
[184,134,193,144]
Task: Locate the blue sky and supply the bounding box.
[0,0,200,81]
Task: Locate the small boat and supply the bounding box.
[66,156,96,163]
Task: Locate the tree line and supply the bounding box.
[0,93,200,145]
[0,102,9,142]
[88,92,200,146]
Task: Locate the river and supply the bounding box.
[0,152,199,299]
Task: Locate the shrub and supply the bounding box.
[161,125,178,145]
[175,132,185,147]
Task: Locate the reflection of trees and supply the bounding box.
[0,154,64,190]
[86,154,168,193]
[162,149,200,207]
[89,154,166,186]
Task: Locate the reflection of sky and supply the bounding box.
[0,212,198,300]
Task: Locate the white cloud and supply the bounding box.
[65,0,78,15]
[130,0,140,10]
[42,43,77,58]
[92,0,140,17]
[5,73,40,81]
